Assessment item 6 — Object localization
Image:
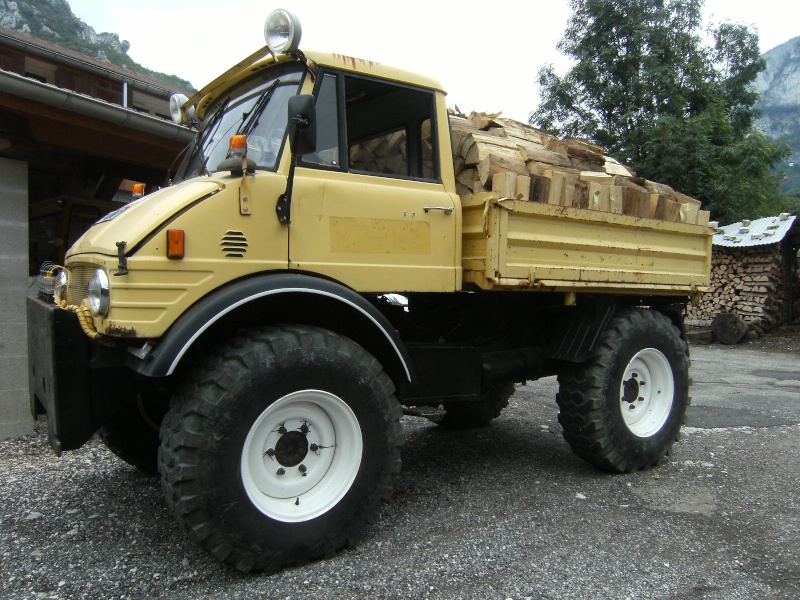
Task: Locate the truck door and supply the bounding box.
[288,72,458,293]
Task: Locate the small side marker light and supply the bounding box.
[167,229,185,259]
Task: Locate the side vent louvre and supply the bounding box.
[221,230,248,258]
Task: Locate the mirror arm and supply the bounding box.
[277,97,316,225]
[276,152,298,225]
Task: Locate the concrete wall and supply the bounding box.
[0,158,32,440]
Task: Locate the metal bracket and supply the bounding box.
[114,241,128,276]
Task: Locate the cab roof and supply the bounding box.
[301,49,445,93]
[190,47,445,121]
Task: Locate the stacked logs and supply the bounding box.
[450,110,709,225]
[687,245,789,332]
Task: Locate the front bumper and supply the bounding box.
[27,295,136,454]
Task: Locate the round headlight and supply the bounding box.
[264,9,302,55]
[87,269,110,317]
[53,269,68,303]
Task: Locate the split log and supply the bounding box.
[477,148,528,186]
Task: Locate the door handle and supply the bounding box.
[423,206,455,215]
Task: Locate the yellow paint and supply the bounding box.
[462,195,712,294]
[330,217,431,254]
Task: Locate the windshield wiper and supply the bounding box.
[193,99,231,176]
[237,79,280,138]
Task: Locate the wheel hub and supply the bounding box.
[240,390,363,522]
[274,430,309,467]
[619,349,674,438]
[621,375,640,404]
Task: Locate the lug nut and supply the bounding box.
[276,468,285,476]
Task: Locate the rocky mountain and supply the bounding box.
[0,0,193,90]
[754,37,800,195]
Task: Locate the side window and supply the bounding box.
[303,73,340,168]
[343,75,438,181]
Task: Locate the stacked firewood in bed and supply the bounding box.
[450,110,710,226]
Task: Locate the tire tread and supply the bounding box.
[159,325,403,573]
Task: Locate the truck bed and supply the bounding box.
[461,193,712,296]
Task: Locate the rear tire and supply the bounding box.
[159,325,403,572]
[556,309,689,472]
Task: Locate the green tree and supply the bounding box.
[531,0,791,224]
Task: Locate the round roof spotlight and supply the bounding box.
[169,93,196,124]
[264,9,302,56]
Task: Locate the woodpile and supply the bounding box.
[450,110,709,225]
[688,246,789,333]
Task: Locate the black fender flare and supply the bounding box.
[130,272,414,383]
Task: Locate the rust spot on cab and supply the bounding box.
[106,323,137,337]
[331,54,379,71]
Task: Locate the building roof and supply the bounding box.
[713,214,797,247]
[0,68,194,144]
[0,25,192,95]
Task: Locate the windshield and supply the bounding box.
[175,70,304,182]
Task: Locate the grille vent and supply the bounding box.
[221,231,248,257]
[65,264,94,307]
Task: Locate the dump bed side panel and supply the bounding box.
[462,194,712,294]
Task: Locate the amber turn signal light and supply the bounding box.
[230,135,247,157]
[167,229,185,259]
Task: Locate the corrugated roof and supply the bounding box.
[713,214,797,247]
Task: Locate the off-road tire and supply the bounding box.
[556,308,690,472]
[438,383,515,429]
[97,391,166,476]
[159,325,403,572]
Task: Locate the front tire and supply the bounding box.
[556,309,690,472]
[97,387,167,475]
[159,325,403,572]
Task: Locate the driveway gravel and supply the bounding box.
[1,334,799,599]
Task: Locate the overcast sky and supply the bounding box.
[67,0,797,122]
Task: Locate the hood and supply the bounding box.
[67,178,227,259]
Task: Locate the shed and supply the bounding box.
[687,214,800,332]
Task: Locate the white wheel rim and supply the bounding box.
[240,390,362,523]
[619,348,674,438]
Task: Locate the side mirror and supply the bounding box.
[287,94,317,157]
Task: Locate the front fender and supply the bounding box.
[130,272,414,383]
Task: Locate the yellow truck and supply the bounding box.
[27,10,712,572]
